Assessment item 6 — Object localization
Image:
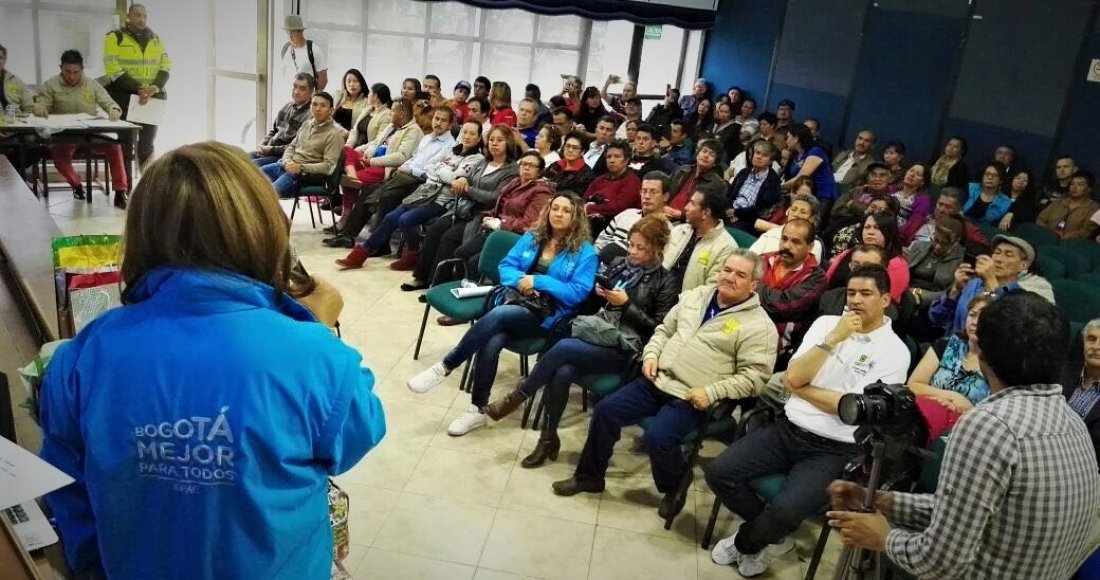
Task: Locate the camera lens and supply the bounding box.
[838,393,864,425]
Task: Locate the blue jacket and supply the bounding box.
[928,276,1020,335]
[39,266,386,580]
[498,231,597,329]
[964,183,1013,225]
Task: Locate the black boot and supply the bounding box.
[73,186,86,200]
[522,427,561,469]
[482,389,528,421]
[113,190,128,209]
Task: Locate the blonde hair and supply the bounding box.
[489,81,513,110]
[532,193,590,254]
[121,141,292,301]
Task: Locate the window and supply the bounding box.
[0,0,118,87]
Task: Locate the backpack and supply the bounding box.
[281,40,316,79]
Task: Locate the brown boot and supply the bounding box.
[335,246,370,269]
[551,477,604,496]
[521,428,560,469]
[482,389,528,421]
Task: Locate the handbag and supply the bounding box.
[489,285,557,320]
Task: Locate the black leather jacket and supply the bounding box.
[601,257,680,344]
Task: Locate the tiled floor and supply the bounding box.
[11,186,846,579]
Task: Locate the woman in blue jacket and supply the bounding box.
[38,142,386,580]
[407,192,598,436]
[963,161,1012,225]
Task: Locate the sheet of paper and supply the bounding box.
[126,95,166,126]
[26,114,93,129]
[81,119,136,129]
[0,436,74,510]
[69,284,121,334]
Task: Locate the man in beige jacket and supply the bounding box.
[260,91,343,198]
[554,250,778,519]
[663,187,738,291]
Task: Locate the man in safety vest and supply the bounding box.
[103,3,170,170]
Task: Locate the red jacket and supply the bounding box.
[759,252,828,355]
[489,177,555,233]
[490,107,517,128]
[582,170,642,218]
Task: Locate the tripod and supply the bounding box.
[832,439,889,580]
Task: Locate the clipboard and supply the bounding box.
[125,95,166,126]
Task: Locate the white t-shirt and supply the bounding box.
[749,228,823,262]
[280,41,328,81]
[783,315,909,442]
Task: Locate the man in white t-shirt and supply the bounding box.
[280,15,328,91]
[704,264,909,578]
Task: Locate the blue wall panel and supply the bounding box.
[697,0,784,102]
[767,83,847,144]
[939,118,1051,178]
[1057,21,1100,176]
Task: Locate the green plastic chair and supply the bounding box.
[1059,239,1100,272]
[291,151,344,228]
[1052,279,1100,323]
[413,230,521,360]
[1072,272,1100,286]
[1042,246,1092,279]
[1036,254,1067,280]
[1010,222,1060,251]
[726,226,758,249]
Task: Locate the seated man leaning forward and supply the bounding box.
[704,264,909,578]
[552,250,777,519]
[827,292,1099,580]
[260,91,344,199]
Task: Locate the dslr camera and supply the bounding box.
[838,381,925,442]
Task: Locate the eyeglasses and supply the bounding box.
[519,161,541,169]
[563,143,582,150]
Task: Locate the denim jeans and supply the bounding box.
[442,305,545,407]
[260,161,299,198]
[361,203,445,254]
[250,153,281,167]
[703,415,858,555]
[574,377,704,493]
[518,338,632,429]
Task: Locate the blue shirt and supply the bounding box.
[39,267,386,579]
[928,277,1021,336]
[402,131,456,178]
[963,183,1013,225]
[788,146,838,200]
[498,232,598,329]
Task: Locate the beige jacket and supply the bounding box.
[643,287,777,404]
[2,71,35,114]
[282,117,344,175]
[35,75,120,116]
[345,104,393,148]
[359,120,424,179]
[662,224,738,291]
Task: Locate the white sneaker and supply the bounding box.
[710,533,742,566]
[447,405,487,436]
[408,362,448,394]
[766,536,795,556]
[737,547,775,578]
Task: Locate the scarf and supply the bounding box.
[556,158,587,173]
[930,156,954,186]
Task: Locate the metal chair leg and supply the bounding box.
[413,302,430,360]
[459,358,472,393]
[582,386,589,412]
[290,198,299,221]
[306,198,317,228]
[702,495,723,549]
[531,391,546,430]
[804,514,832,580]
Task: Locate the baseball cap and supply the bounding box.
[283,15,305,31]
[454,80,472,92]
[991,235,1035,263]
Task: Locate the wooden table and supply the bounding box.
[0,116,141,205]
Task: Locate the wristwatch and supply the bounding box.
[815,342,836,355]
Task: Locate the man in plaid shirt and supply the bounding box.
[828,292,1100,579]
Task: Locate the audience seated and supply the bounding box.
[754,112,787,157]
[1036,170,1098,240]
[783,123,838,213]
[334,121,484,270]
[595,171,672,265]
[525,83,551,125]
[488,81,516,127]
[666,139,726,220]
[331,69,368,131]
[401,125,519,291]
[483,216,679,465]
[626,124,664,175]
[756,219,828,366]
[325,106,454,246]
[828,197,899,259]
[550,106,575,141]
[466,95,491,135]
[828,162,894,238]
[543,131,596,195]
[261,91,343,200]
[600,74,636,117]
[34,50,130,207]
[514,97,540,147]
[826,212,910,303]
[560,75,582,115]
[335,100,424,221]
[659,119,695,172]
[664,188,737,291]
[774,99,795,135]
[407,194,597,436]
[686,97,714,140]
[706,265,908,578]
[902,186,988,249]
[575,86,611,136]
[710,100,742,161]
[907,295,992,414]
[614,97,643,139]
[831,129,876,188]
[749,191,824,261]
[803,118,833,160]
[473,75,491,100]
[533,125,562,165]
[552,251,777,521]
[582,139,641,233]
[644,87,684,134]
[1063,319,1100,466]
[448,80,471,124]
[929,135,970,190]
[881,141,906,185]
[992,143,1016,176]
[251,73,314,167]
[997,168,1038,231]
[890,164,932,235]
[929,235,1054,336]
[0,44,34,114]
[816,245,898,320]
[345,82,393,150]
[906,215,966,314]
[583,115,615,171]
[964,161,1012,225]
[733,98,757,136]
[726,140,781,233]
[678,78,708,119]
[1039,155,1078,210]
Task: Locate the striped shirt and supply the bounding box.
[885,384,1099,580]
[1068,377,1100,419]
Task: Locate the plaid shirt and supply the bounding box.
[885,385,1099,579]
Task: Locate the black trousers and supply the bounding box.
[413,217,469,283]
[366,172,420,229]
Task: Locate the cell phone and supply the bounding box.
[963,254,977,268]
[595,275,614,289]
[415,90,430,101]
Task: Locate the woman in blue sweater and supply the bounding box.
[408,192,598,435]
[38,142,386,580]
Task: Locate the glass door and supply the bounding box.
[208,0,268,148]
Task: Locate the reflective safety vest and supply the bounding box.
[104,28,171,86]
